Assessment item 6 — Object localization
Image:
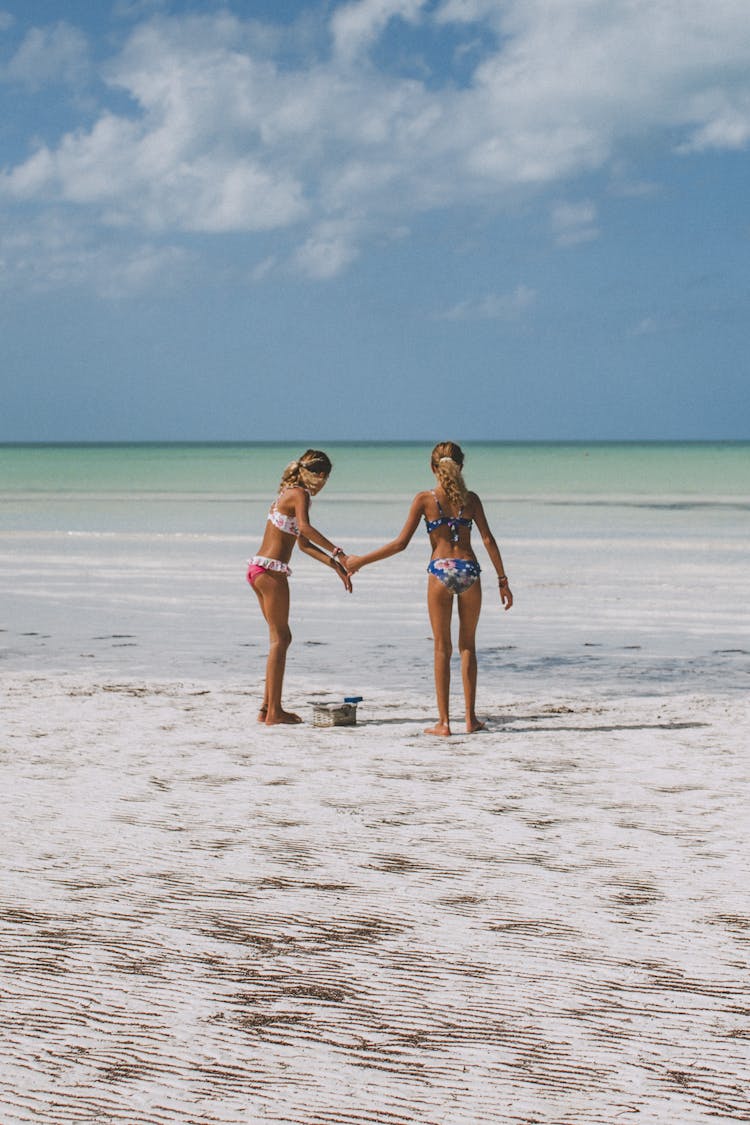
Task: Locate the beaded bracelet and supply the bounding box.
[498,575,509,586]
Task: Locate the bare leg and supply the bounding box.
[457,578,483,732]
[251,573,302,724]
[425,575,454,736]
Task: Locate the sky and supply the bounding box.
[1,0,749,442]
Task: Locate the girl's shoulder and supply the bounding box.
[276,484,310,507]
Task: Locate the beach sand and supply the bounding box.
[2,670,749,1124]
[2,449,750,1123]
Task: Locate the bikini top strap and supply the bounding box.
[433,489,464,519]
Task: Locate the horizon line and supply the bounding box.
[1,438,749,449]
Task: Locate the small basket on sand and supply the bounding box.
[311,697,363,727]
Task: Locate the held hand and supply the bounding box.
[334,558,353,592]
[342,554,363,574]
[499,581,513,610]
[333,550,356,575]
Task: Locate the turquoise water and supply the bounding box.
[1,443,748,692]
[1,442,748,537]
[1,441,748,496]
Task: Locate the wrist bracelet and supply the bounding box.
[498,575,509,585]
[332,546,344,558]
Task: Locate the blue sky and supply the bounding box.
[1,0,749,441]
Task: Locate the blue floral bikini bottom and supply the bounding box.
[427,557,481,595]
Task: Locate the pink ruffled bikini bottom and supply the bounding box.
[246,556,292,585]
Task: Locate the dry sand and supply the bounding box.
[2,673,749,1124]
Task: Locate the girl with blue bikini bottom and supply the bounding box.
[343,441,513,737]
[427,556,482,594]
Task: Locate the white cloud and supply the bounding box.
[1,21,89,90]
[0,212,190,298]
[293,219,361,279]
[250,255,277,283]
[449,0,750,189]
[331,0,428,62]
[440,284,537,321]
[434,0,500,26]
[182,160,307,234]
[676,90,750,152]
[113,0,169,18]
[99,242,190,298]
[551,201,599,247]
[608,162,661,199]
[1,26,309,235]
[2,2,750,288]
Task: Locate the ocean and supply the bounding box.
[1,441,749,696]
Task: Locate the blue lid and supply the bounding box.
[344,696,363,704]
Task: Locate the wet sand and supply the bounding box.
[2,674,749,1124]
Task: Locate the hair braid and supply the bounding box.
[430,441,468,509]
[279,449,332,492]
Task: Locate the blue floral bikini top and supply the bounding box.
[424,492,473,545]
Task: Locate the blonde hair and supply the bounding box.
[430,441,468,509]
[279,449,332,493]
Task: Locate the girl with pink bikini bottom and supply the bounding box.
[247,450,351,725]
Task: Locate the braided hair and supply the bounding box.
[279,449,333,493]
[430,441,468,510]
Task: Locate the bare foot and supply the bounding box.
[424,722,452,737]
[257,706,268,723]
[265,710,303,725]
[467,717,487,733]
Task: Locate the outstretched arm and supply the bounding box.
[343,494,426,574]
[298,537,353,592]
[472,494,513,610]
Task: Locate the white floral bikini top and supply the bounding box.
[267,487,309,537]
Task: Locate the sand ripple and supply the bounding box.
[1,675,749,1123]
